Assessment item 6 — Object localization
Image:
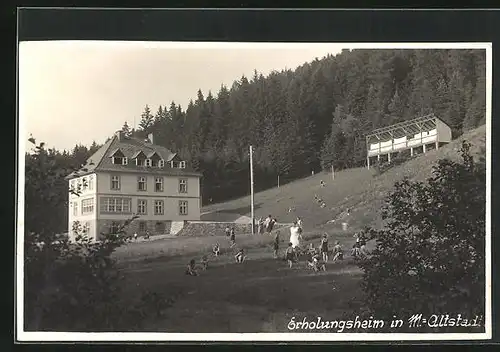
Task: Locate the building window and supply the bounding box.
[137,199,147,215]
[88,176,94,190]
[111,175,120,190]
[155,177,164,192]
[81,198,94,214]
[146,159,152,167]
[159,159,165,168]
[100,197,132,214]
[73,201,79,216]
[70,180,75,192]
[179,200,188,216]
[154,200,164,215]
[77,179,82,191]
[179,161,186,169]
[138,176,147,191]
[151,159,158,167]
[179,178,188,193]
[82,177,88,191]
[139,221,147,233]
[112,156,127,165]
[136,158,145,166]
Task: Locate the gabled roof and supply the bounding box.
[131,150,147,159]
[146,151,162,159]
[109,148,125,157]
[65,133,201,179]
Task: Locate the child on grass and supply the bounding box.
[200,255,209,270]
[235,248,246,263]
[185,259,198,276]
[332,240,343,261]
[212,242,220,257]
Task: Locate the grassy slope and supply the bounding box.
[114,125,486,333]
[202,125,486,231]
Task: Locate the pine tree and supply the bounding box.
[138,105,154,132]
[121,122,131,137]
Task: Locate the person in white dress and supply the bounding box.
[289,222,303,249]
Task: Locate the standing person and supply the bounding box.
[145,230,150,240]
[289,222,302,250]
[320,233,329,262]
[351,241,360,258]
[264,215,272,233]
[225,226,231,238]
[285,242,295,268]
[258,217,264,235]
[230,227,236,248]
[269,218,277,233]
[133,232,138,241]
[273,231,280,258]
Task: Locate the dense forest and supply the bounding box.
[135,49,486,203]
[25,49,486,233]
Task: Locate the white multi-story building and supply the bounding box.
[65,131,202,241]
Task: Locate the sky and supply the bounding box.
[19,41,346,152]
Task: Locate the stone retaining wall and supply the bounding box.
[176,221,291,238]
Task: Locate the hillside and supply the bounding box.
[201,125,486,232]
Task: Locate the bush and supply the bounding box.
[357,141,486,332]
[23,139,173,331]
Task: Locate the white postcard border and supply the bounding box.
[16,41,493,342]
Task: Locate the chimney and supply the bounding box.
[115,130,124,141]
[148,133,154,144]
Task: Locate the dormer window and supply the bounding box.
[132,150,147,167]
[112,156,126,165]
[147,151,162,167]
[146,159,152,167]
[159,159,165,168]
[110,149,127,165]
[179,161,186,169]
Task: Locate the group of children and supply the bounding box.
[185,228,246,276]
[284,233,345,272]
[185,215,369,277]
[313,194,327,209]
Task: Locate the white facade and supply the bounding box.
[68,173,98,241]
[68,171,201,241]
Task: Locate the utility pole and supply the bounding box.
[331,164,335,181]
[250,145,255,235]
[277,174,280,188]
